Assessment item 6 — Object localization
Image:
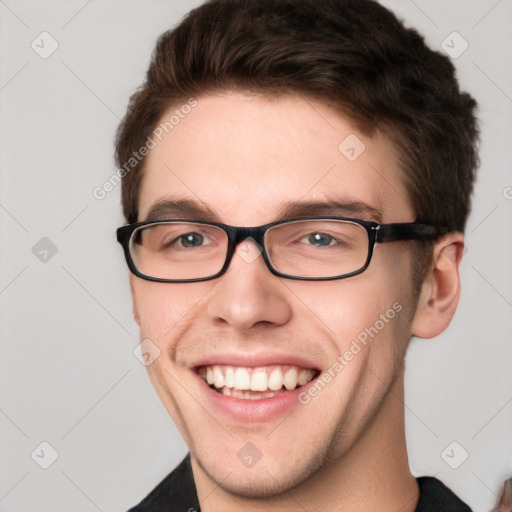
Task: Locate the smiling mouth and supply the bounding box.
[198,365,320,400]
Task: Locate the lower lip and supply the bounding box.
[193,371,318,422]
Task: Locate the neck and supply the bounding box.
[192,371,419,512]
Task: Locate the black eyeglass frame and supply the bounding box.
[116,216,444,283]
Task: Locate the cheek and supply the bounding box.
[286,253,415,379]
[133,282,210,341]
[288,274,405,339]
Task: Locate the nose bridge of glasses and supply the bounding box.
[232,226,266,248]
[225,226,267,268]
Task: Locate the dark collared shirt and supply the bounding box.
[128,454,473,512]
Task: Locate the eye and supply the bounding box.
[178,232,205,248]
[306,233,334,246]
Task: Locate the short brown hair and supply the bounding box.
[115,0,479,239]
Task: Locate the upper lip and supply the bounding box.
[189,352,322,371]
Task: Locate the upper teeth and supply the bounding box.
[200,365,315,392]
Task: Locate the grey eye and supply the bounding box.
[307,233,332,246]
[179,233,204,248]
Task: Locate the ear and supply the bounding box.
[411,232,465,339]
[129,275,141,326]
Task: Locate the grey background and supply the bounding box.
[0,1,510,510]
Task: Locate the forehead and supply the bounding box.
[137,92,413,224]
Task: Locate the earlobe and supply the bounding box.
[129,275,141,326]
[411,233,465,339]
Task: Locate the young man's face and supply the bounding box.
[130,92,421,497]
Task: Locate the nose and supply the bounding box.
[206,238,292,330]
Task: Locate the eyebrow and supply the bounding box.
[278,199,383,223]
[144,198,218,222]
[143,197,383,224]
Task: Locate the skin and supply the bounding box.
[129,91,464,511]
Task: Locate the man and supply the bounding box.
[115,0,479,510]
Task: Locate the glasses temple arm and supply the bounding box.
[376,223,445,243]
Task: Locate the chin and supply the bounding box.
[191,440,329,500]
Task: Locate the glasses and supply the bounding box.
[116,217,442,283]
